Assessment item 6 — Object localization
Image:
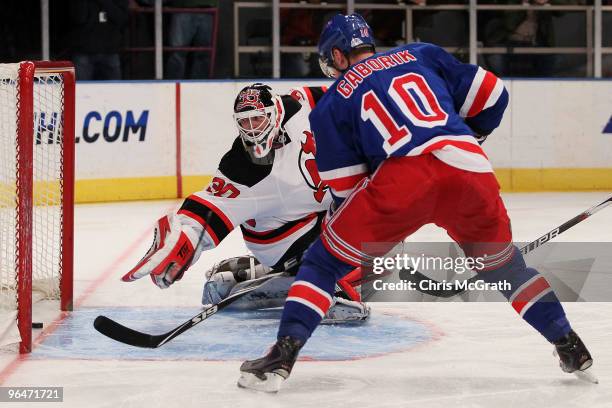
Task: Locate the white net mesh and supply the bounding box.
[32,72,64,301]
[0,64,20,313]
[0,63,66,348]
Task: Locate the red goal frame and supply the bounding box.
[15,61,75,353]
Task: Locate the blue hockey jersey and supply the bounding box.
[309,43,508,201]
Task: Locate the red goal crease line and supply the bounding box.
[0,203,177,385]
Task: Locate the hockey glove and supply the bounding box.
[122,214,203,289]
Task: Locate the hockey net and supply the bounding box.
[0,62,74,353]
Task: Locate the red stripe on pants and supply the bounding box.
[287,284,332,314]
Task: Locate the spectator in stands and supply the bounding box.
[68,0,129,80]
[164,0,218,79]
[281,0,339,77]
[361,8,407,48]
[279,0,428,77]
[0,4,14,61]
[481,0,575,77]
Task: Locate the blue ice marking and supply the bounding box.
[31,307,433,361]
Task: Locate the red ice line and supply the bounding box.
[0,205,177,385]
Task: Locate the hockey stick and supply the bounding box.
[94,271,286,348]
[403,194,612,298]
[99,209,217,347]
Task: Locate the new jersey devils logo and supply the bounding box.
[298,130,328,203]
[235,89,265,111]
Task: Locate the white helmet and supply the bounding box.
[233,84,284,163]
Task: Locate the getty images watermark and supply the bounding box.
[371,253,512,293]
[360,242,612,303]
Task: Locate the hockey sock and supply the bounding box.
[277,239,354,343]
[480,247,571,343]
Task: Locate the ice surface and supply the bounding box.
[0,193,610,408]
[31,308,433,361]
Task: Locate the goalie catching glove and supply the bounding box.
[122,214,205,289]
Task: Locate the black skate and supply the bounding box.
[237,336,303,393]
[553,330,598,383]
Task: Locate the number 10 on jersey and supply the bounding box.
[360,72,448,154]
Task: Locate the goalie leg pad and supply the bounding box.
[202,271,237,305]
[202,255,274,306]
[321,297,370,324]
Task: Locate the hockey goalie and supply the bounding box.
[122,83,369,324]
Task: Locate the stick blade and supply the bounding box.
[94,315,161,348]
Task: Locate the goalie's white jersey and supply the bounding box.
[178,89,332,269]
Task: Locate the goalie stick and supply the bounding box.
[94,271,286,348]
[403,194,612,298]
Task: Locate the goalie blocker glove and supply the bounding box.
[122,214,205,289]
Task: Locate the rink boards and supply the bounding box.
[69,79,612,202]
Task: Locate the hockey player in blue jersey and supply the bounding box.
[237,14,595,392]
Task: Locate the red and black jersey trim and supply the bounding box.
[304,86,327,108]
[270,212,325,273]
[178,195,234,245]
[290,86,328,109]
[240,212,321,245]
[280,95,302,127]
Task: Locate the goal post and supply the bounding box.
[0,61,75,354]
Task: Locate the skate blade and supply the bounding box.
[237,372,285,393]
[574,368,599,384]
[553,350,598,384]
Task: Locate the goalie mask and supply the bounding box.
[233,84,285,163]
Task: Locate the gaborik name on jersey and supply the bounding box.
[337,50,417,98]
